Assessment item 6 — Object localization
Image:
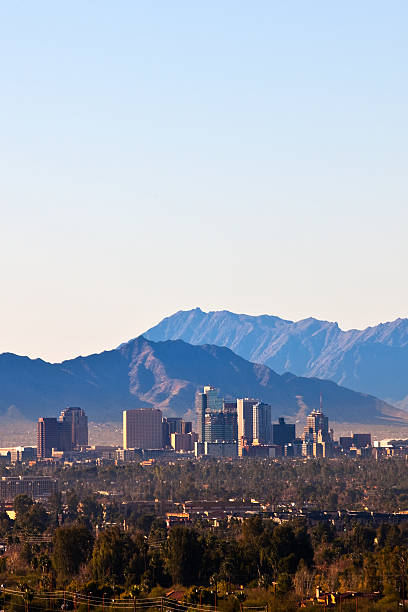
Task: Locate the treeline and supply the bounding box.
[2,495,408,610]
[5,456,408,511]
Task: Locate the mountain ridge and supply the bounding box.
[144,308,408,403]
[0,335,405,425]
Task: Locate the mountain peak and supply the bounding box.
[144,309,408,403]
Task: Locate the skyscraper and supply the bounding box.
[123,408,163,449]
[37,416,73,458]
[59,406,88,447]
[305,409,329,442]
[237,398,259,455]
[272,417,296,446]
[37,418,58,459]
[252,402,272,444]
[197,386,223,442]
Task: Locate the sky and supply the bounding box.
[1,1,408,362]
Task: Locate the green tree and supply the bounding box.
[53,524,94,581]
[164,526,202,586]
[91,526,145,586]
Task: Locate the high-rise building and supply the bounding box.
[197,386,223,442]
[252,402,272,444]
[166,417,183,434]
[162,418,193,446]
[237,398,259,455]
[37,418,58,459]
[181,421,192,434]
[272,417,296,446]
[203,386,223,412]
[304,409,329,442]
[204,411,225,442]
[59,407,88,448]
[123,408,163,450]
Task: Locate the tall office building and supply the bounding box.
[123,408,163,450]
[237,398,259,455]
[304,409,329,442]
[197,386,223,442]
[37,416,73,458]
[59,407,88,447]
[37,418,58,459]
[272,417,296,446]
[204,411,226,442]
[253,402,272,444]
[204,386,223,412]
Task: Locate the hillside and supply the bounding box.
[144,308,408,404]
[0,336,404,424]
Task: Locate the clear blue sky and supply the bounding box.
[1,1,407,361]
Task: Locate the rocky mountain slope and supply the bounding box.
[144,308,408,404]
[0,336,404,424]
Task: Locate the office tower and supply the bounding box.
[170,432,199,452]
[197,386,223,443]
[272,417,296,446]
[222,401,238,442]
[352,433,371,448]
[181,421,192,434]
[252,402,272,444]
[59,406,88,447]
[222,410,238,442]
[123,408,163,450]
[223,401,237,413]
[237,398,259,455]
[57,419,72,452]
[166,417,183,434]
[37,418,58,458]
[204,411,225,442]
[304,409,329,442]
[203,386,223,411]
[37,415,76,458]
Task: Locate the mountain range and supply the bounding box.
[0,335,405,425]
[145,308,408,406]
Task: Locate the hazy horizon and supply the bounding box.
[2,1,407,362]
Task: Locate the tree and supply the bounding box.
[0,510,12,538]
[164,526,202,586]
[91,526,141,585]
[14,494,33,516]
[53,525,94,581]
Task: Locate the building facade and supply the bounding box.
[197,386,224,442]
[59,406,88,447]
[252,402,272,444]
[123,408,163,450]
[273,417,296,446]
[237,398,259,455]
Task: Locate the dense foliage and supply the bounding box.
[2,457,408,610]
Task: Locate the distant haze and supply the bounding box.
[1,2,407,362]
